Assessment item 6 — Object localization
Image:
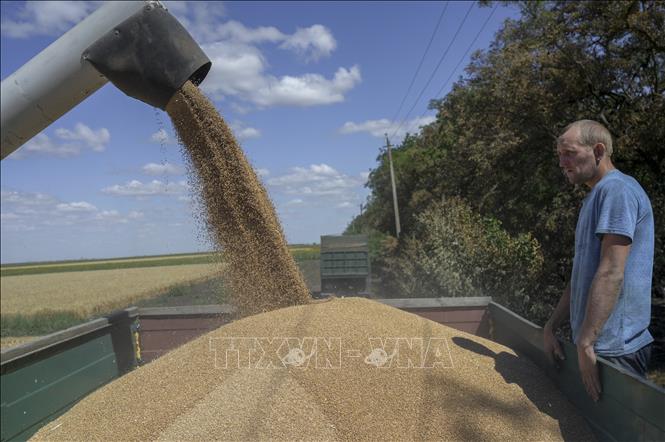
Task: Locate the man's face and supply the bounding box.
[556,127,597,186]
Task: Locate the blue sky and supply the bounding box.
[1,1,518,263]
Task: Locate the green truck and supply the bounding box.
[320,234,371,295]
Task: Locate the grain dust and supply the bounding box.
[165,81,310,316]
[32,298,594,441]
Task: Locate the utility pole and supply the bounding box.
[385,134,401,238]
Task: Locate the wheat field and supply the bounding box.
[3,253,208,271]
[1,263,222,316]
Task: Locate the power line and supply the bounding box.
[433,4,498,107]
[407,3,499,134]
[390,1,476,141]
[389,2,448,126]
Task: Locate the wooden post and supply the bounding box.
[385,134,401,238]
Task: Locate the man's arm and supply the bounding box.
[543,282,570,362]
[577,233,632,401]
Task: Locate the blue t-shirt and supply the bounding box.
[570,170,654,356]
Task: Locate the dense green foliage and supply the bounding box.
[348,1,664,326]
[383,197,545,319]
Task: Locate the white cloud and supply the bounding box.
[11,134,77,158]
[280,25,337,61]
[238,127,261,139]
[1,1,99,38]
[230,122,261,140]
[166,3,283,46]
[199,42,265,100]
[210,20,284,44]
[102,180,189,197]
[8,123,110,159]
[253,66,361,107]
[127,211,144,220]
[0,212,20,221]
[55,123,110,152]
[267,164,363,198]
[201,42,361,107]
[1,190,58,206]
[336,202,354,208]
[230,102,252,115]
[2,223,37,232]
[56,201,97,212]
[150,128,173,145]
[142,163,184,176]
[165,3,358,108]
[167,2,334,62]
[339,116,436,139]
[256,168,270,177]
[94,210,128,223]
[1,189,140,229]
[164,1,228,43]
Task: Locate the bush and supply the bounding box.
[382,197,544,318]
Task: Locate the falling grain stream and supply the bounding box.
[166,81,310,317]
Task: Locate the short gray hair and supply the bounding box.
[562,120,613,156]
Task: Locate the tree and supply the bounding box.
[349,1,665,325]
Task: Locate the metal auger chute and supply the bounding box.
[1,0,211,160]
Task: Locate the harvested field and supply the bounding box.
[1,263,221,315]
[34,298,594,441]
[0,253,219,277]
[0,259,320,342]
[2,253,209,270]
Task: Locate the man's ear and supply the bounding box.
[594,143,606,162]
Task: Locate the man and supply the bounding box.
[544,119,654,402]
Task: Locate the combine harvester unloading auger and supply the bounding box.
[1,0,211,159]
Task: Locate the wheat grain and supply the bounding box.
[32,298,594,441]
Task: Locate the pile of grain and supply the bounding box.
[166,81,310,316]
[33,298,593,441]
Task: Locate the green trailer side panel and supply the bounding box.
[489,302,665,442]
[1,334,119,442]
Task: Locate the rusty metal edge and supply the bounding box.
[137,304,235,317]
[378,296,492,309]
